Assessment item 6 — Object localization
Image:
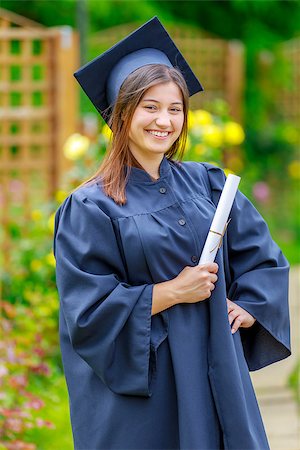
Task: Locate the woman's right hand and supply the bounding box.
[152,263,218,315]
[169,263,219,305]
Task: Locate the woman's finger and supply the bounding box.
[226,298,235,309]
[227,303,235,313]
[209,273,218,284]
[228,309,239,326]
[231,316,242,334]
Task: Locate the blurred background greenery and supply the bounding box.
[0,1,299,449]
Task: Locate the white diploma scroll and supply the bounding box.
[198,174,241,265]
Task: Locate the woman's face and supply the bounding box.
[128,81,184,164]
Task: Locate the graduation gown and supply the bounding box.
[54,157,290,450]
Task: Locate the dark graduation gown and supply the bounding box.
[54,157,290,450]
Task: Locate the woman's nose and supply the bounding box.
[155,112,171,128]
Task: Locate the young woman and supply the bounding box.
[54,18,290,450]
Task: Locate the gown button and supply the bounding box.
[178,218,186,226]
[159,187,167,194]
[191,255,198,263]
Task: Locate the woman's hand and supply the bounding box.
[152,263,218,315]
[171,263,219,304]
[227,298,256,334]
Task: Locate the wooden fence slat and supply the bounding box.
[0,160,51,170]
[0,107,52,119]
[0,9,78,269]
[0,29,51,38]
[226,41,245,122]
[0,82,50,91]
[0,7,45,29]
[279,38,300,124]
[0,56,51,65]
[0,135,50,145]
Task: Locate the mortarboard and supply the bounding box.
[74,16,204,123]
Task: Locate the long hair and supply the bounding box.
[87,64,190,205]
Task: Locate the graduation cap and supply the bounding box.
[74,16,204,123]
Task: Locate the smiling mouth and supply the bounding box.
[145,130,172,138]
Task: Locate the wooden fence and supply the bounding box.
[0,8,78,266]
[279,37,300,125]
[90,21,245,121]
[3,15,298,271]
[257,37,300,127]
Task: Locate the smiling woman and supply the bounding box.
[77,64,190,204]
[92,62,190,200]
[128,81,184,179]
[54,16,290,450]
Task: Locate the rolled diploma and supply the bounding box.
[198,174,241,265]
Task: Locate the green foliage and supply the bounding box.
[1,0,77,27]
[153,0,300,43]
[2,205,56,306]
[0,297,61,448]
[1,198,73,448]
[1,0,161,29]
[5,0,298,43]
[241,116,300,264]
[288,361,300,404]
[87,0,163,33]
[0,300,73,449]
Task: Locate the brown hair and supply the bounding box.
[87,64,189,205]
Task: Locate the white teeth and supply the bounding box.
[147,130,169,137]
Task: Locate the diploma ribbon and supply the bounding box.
[209,218,232,253]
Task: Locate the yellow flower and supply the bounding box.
[194,110,213,126]
[288,160,300,180]
[202,125,223,148]
[188,110,213,131]
[30,259,42,272]
[224,167,235,177]
[55,190,68,204]
[188,110,196,128]
[223,122,245,146]
[31,209,43,221]
[48,212,56,233]
[63,133,90,160]
[46,252,56,267]
[101,124,113,142]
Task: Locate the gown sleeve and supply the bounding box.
[53,190,156,397]
[202,163,291,371]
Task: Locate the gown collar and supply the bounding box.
[127,155,172,184]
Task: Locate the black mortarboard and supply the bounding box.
[74,16,204,123]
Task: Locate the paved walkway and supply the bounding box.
[251,266,300,450]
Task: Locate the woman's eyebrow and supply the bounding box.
[142,98,183,105]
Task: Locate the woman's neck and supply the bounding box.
[129,153,163,180]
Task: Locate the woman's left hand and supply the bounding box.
[226,298,256,334]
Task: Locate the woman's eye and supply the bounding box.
[143,105,182,112]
